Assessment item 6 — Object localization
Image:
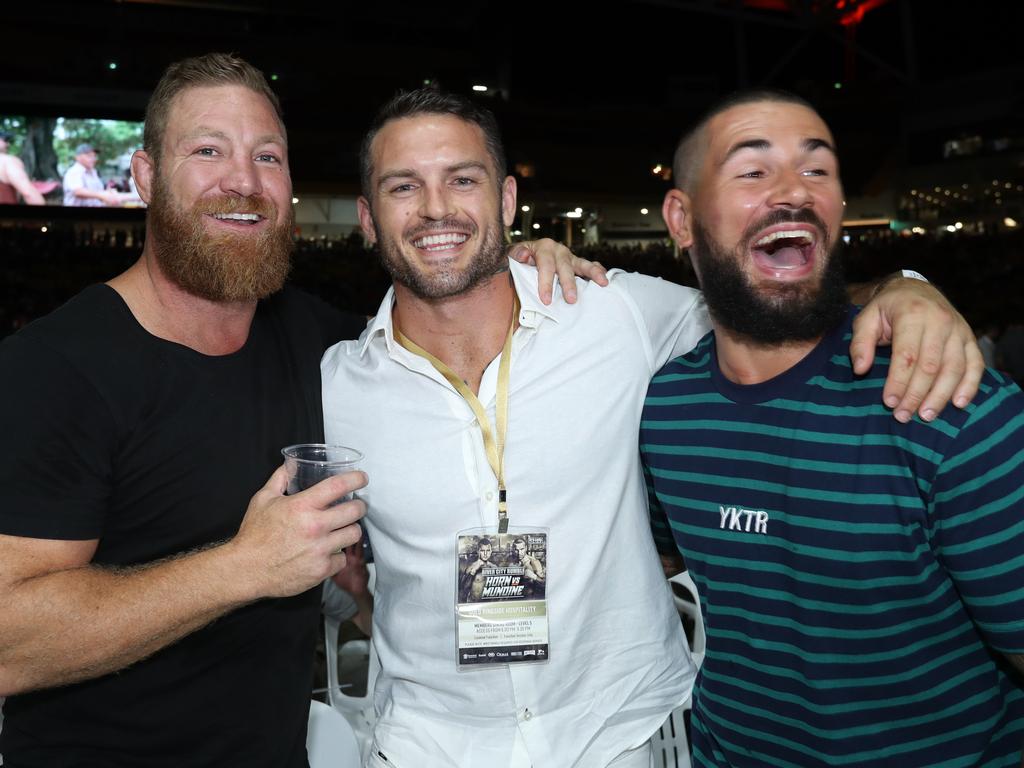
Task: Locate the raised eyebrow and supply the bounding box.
[803,137,836,155]
[720,139,771,166]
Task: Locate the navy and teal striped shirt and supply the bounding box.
[640,307,1024,767]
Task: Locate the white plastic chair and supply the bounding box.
[651,571,705,768]
[669,570,706,669]
[307,699,360,768]
[323,563,378,760]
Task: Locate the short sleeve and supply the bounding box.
[0,334,115,539]
[606,271,710,373]
[931,375,1024,653]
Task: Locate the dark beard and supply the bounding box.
[691,213,848,346]
[147,174,294,303]
[374,215,508,300]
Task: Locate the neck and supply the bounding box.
[714,326,821,385]
[107,241,257,356]
[393,271,516,394]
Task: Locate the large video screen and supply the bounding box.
[0,115,146,208]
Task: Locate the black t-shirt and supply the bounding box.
[0,284,365,767]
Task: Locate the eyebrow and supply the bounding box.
[377,160,491,189]
[178,128,286,147]
[721,136,836,165]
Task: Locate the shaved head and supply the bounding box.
[672,89,817,193]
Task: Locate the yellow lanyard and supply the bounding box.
[394,294,519,533]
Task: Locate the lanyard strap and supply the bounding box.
[394,294,519,533]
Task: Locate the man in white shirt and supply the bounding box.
[320,89,983,768]
[62,143,121,207]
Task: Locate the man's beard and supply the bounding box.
[374,214,507,300]
[691,211,848,346]
[147,174,294,303]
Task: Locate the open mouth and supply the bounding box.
[209,212,265,225]
[751,228,816,272]
[411,232,469,252]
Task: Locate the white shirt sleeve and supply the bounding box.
[606,269,711,374]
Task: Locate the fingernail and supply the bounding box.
[954,396,967,408]
[895,409,911,423]
[853,355,864,369]
[921,408,936,422]
[566,289,576,301]
[885,396,899,408]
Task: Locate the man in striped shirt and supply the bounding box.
[643,89,1024,767]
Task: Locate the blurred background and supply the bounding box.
[1,0,1021,363]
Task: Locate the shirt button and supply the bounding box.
[521,708,533,721]
[486,491,494,501]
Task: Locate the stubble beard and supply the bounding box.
[691,210,849,346]
[147,172,294,303]
[374,214,508,301]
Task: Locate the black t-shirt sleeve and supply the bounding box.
[297,289,367,352]
[0,334,114,539]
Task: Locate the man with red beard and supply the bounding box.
[0,54,614,767]
[321,89,986,768]
[0,54,374,767]
[644,90,1024,766]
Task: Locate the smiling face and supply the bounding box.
[138,84,294,302]
[666,100,849,344]
[358,114,516,301]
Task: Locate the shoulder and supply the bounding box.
[6,284,137,360]
[261,286,366,349]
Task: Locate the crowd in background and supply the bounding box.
[2,225,1021,379]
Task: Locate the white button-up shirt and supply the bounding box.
[321,260,709,767]
[62,161,105,207]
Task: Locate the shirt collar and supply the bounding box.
[358,257,570,357]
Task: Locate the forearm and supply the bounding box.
[0,541,253,695]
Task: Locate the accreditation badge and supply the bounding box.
[455,528,549,668]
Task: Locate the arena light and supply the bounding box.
[574,207,583,214]
[652,164,663,175]
[291,197,299,204]
[945,225,957,233]
[640,208,649,215]
[521,205,530,212]
[566,211,582,219]
[954,221,963,230]
[1005,218,1019,228]
[532,223,540,230]
[472,85,488,92]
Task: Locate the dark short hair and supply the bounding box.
[359,88,507,198]
[672,89,818,193]
[478,538,493,549]
[144,52,284,166]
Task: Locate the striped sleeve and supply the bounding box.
[931,372,1024,653]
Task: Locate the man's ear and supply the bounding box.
[662,188,695,250]
[501,175,517,228]
[357,196,377,244]
[131,150,155,204]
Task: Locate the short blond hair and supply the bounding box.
[143,52,284,165]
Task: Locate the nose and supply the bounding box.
[768,168,813,209]
[418,182,455,221]
[220,155,263,198]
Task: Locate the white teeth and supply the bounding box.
[754,229,814,247]
[413,233,469,249]
[213,213,261,221]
